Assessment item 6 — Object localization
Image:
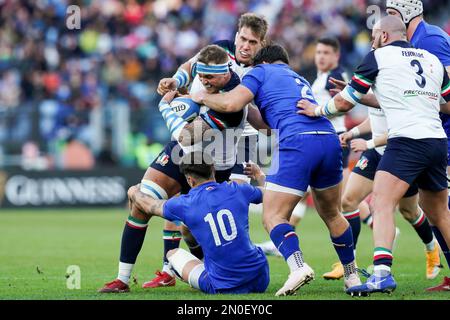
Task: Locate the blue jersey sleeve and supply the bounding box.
[349,50,379,94]
[241,66,265,97]
[163,196,186,222]
[442,66,450,103]
[236,182,263,204]
[420,35,450,67]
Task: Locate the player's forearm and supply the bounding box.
[172,62,192,89]
[440,101,450,114]
[360,93,380,108]
[178,118,210,146]
[373,133,388,147]
[202,92,244,113]
[350,118,372,137]
[131,190,165,218]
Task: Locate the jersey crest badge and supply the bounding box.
[156,153,170,166]
[356,156,369,170]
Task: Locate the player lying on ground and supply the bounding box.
[127,151,270,294]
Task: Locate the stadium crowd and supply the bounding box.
[0,0,448,170]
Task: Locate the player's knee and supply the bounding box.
[167,248,179,259]
[399,205,417,221]
[341,193,359,211]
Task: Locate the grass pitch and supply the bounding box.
[0,208,448,300]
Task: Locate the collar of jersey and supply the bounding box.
[387,40,413,49]
[192,181,218,191]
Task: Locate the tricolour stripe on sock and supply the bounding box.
[374,247,392,261]
[411,208,425,227]
[126,215,148,230]
[343,209,360,220]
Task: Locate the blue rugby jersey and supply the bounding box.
[411,20,450,137]
[163,181,268,290]
[241,63,335,141]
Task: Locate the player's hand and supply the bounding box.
[243,162,264,181]
[191,90,206,104]
[339,132,352,147]
[127,184,140,208]
[350,139,368,152]
[157,78,177,95]
[329,77,347,90]
[161,90,178,104]
[297,99,319,117]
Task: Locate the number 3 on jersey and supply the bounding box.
[410,59,426,88]
[204,210,237,246]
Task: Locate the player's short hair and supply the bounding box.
[317,37,341,53]
[253,44,289,65]
[180,151,215,180]
[238,13,268,41]
[197,45,229,65]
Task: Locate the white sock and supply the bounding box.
[287,251,304,272]
[162,262,174,276]
[425,239,436,252]
[373,264,391,277]
[118,262,134,284]
[249,203,263,214]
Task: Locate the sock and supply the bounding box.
[331,226,355,277]
[184,234,204,260]
[374,264,391,277]
[118,262,134,284]
[373,247,393,269]
[431,226,450,268]
[270,223,304,272]
[362,213,373,229]
[163,230,182,275]
[342,210,361,249]
[118,215,149,283]
[410,208,434,249]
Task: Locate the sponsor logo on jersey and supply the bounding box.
[156,153,170,166]
[356,157,369,170]
[403,90,439,100]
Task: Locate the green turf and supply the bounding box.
[0,208,448,300]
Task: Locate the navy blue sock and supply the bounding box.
[331,226,355,265]
[410,210,433,246]
[432,226,450,268]
[343,210,361,249]
[120,215,148,264]
[270,223,301,260]
[163,230,182,264]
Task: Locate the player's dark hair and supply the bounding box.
[252,44,290,65]
[197,45,229,65]
[180,151,215,180]
[238,13,268,41]
[317,37,340,53]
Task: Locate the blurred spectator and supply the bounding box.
[61,136,95,170]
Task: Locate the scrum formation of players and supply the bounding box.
[99,0,450,296]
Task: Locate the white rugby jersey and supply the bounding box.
[349,41,450,140]
[312,66,348,133]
